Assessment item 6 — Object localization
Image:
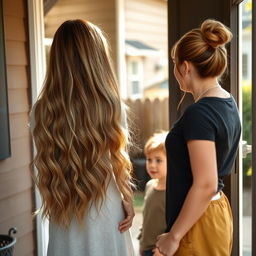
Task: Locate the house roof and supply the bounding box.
[125,40,158,51]
[145,79,169,90]
[125,40,161,57]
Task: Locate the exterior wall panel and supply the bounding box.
[0,0,36,255]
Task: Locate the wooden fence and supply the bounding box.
[125,97,169,157]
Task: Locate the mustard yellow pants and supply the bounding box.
[175,192,233,256]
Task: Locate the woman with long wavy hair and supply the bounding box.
[30,20,135,256]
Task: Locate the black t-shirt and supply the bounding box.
[165,96,241,231]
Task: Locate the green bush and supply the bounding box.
[242,81,252,177]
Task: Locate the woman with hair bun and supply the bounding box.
[30,20,134,256]
[156,19,241,256]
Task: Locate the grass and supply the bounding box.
[133,191,144,212]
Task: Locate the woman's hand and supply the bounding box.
[153,247,164,256]
[156,232,180,256]
[119,199,135,232]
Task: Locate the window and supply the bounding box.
[128,58,143,98]
[131,61,139,75]
[132,81,140,94]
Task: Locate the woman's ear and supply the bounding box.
[179,61,190,77]
[183,61,191,75]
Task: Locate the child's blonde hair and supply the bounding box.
[144,131,168,156]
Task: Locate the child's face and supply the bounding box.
[146,150,167,181]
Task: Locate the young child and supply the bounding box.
[138,132,167,256]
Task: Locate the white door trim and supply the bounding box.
[27,1,48,256]
[28,0,46,102]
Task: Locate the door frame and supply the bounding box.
[27,0,47,255]
[252,0,256,254]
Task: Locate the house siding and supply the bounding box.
[125,0,167,51]
[0,0,36,255]
[125,0,168,90]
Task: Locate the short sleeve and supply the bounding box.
[182,105,216,142]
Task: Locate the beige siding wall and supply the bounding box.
[0,0,36,255]
[125,0,167,51]
[44,0,118,70]
[125,0,168,90]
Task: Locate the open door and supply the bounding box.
[168,0,241,255]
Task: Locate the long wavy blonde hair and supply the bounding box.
[32,20,133,227]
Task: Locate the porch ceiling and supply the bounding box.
[44,0,58,15]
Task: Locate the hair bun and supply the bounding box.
[200,19,232,48]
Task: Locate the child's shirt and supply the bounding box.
[138,179,166,251]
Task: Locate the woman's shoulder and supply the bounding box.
[182,102,210,121]
[183,95,237,121]
[179,101,219,134]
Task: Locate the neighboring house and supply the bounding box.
[125,40,163,99]
[144,79,168,100]
[44,0,168,99]
[124,0,168,99]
